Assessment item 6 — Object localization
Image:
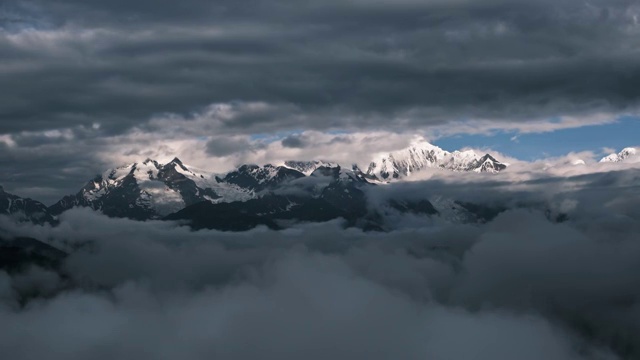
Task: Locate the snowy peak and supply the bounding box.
[363,140,507,180]
[163,157,197,175]
[221,164,305,192]
[468,154,508,173]
[309,165,341,178]
[600,147,638,163]
[366,141,448,179]
[49,158,234,219]
[283,160,339,175]
[309,165,368,184]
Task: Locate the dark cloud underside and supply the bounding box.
[0,0,639,134]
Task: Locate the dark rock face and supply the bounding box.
[0,236,67,273]
[91,173,157,220]
[164,199,282,231]
[49,169,157,220]
[310,165,341,178]
[283,160,335,174]
[467,154,508,172]
[0,187,55,225]
[165,164,416,232]
[48,195,90,216]
[48,175,102,215]
[48,160,314,222]
[221,164,305,192]
[388,199,439,215]
[156,159,221,206]
[454,201,508,223]
[0,235,69,305]
[39,157,501,231]
[164,193,364,232]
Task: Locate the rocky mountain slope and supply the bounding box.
[48,158,254,220]
[166,164,430,231]
[44,139,510,221]
[0,186,55,225]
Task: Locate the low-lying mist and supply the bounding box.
[1,168,639,360]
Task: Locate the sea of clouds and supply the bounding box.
[0,167,639,359]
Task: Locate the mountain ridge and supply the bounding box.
[48,157,256,220]
[0,186,55,225]
[600,147,638,163]
[5,141,634,229]
[361,141,507,180]
[44,140,509,220]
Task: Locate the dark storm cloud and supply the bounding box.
[281,134,307,148]
[205,137,251,156]
[0,139,103,204]
[1,0,639,135]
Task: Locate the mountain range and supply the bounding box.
[362,140,508,179]
[43,140,507,224]
[0,141,637,230]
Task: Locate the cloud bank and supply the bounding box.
[1,166,639,359]
[2,0,640,135]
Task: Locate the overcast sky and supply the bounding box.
[2,3,640,357]
[1,0,639,203]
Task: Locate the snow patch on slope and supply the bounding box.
[283,160,339,175]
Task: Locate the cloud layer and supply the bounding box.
[2,0,640,202]
[1,2,639,357]
[1,167,640,358]
[2,0,640,135]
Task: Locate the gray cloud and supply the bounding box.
[281,134,307,148]
[1,2,639,355]
[0,210,629,359]
[205,136,251,156]
[1,167,639,358]
[0,0,639,136]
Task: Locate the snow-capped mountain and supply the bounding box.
[45,140,509,221]
[48,159,360,221]
[6,139,635,231]
[600,147,638,163]
[466,154,509,173]
[361,140,508,180]
[166,164,384,231]
[219,164,306,192]
[166,162,513,232]
[283,160,339,175]
[49,158,254,219]
[0,185,54,224]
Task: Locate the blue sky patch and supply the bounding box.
[434,116,640,160]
